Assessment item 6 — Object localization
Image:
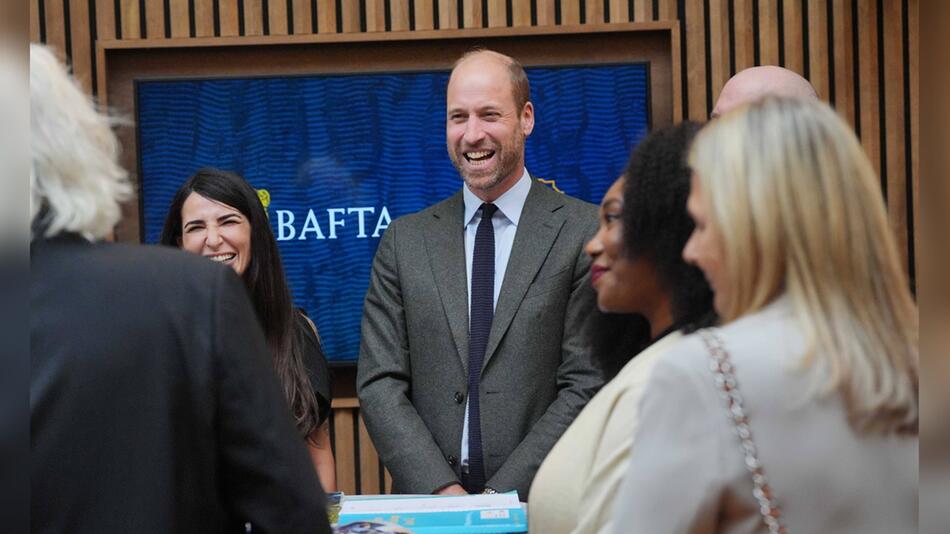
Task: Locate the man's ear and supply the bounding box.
[520,102,535,136]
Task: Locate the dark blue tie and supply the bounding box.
[465,202,497,493]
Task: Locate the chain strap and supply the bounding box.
[698,329,787,534]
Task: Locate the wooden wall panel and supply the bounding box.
[31,0,920,494]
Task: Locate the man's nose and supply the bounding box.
[463,118,486,144]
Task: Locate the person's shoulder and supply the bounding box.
[388,191,463,231]
[528,179,597,222]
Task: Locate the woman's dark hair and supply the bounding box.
[159,168,321,440]
[622,121,716,333]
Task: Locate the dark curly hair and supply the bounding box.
[622,121,715,333]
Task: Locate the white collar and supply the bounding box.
[462,168,532,227]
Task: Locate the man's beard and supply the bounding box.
[452,132,525,192]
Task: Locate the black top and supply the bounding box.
[294,310,332,426]
[31,234,330,533]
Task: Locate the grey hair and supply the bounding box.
[30,44,131,240]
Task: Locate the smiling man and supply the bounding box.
[357,49,603,500]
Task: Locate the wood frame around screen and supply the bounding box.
[98,22,680,243]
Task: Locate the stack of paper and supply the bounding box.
[335,492,527,533]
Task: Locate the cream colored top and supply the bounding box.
[527,331,684,534]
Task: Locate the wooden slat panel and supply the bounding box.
[807,0,829,99]
[832,0,855,126]
[120,0,142,39]
[488,0,506,26]
[463,0,481,28]
[608,0,627,23]
[671,21,683,121]
[633,0,651,21]
[438,0,458,28]
[244,0,264,35]
[95,0,117,40]
[194,0,215,36]
[708,0,729,108]
[733,0,754,71]
[358,416,382,494]
[333,408,357,495]
[268,0,289,35]
[316,0,335,33]
[783,0,804,74]
[585,0,604,23]
[561,0,580,24]
[365,0,385,31]
[218,0,239,36]
[857,0,880,178]
[512,0,530,25]
[415,0,434,30]
[339,0,359,32]
[758,0,779,66]
[536,0,555,25]
[657,0,677,20]
[45,0,67,53]
[169,0,191,37]
[685,0,706,120]
[882,0,907,270]
[68,0,93,93]
[909,0,918,280]
[391,0,410,31]
[145,0,165,37]
[30,0,40,42]
[291,0,312,34]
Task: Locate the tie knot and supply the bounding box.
[480,203,498,219]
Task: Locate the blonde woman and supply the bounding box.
[612,97,917,533]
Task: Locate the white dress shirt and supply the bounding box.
[459,168,532,470]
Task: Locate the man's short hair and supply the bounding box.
[452,48,531,112]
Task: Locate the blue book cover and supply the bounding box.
[335,492,527,533]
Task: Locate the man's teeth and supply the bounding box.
[208,253,235,262]
[465,150,493,161]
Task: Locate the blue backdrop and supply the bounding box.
[137,63,650,363]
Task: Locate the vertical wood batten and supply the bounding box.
[463,0,481,28]
[782,0,804,73]
[145,0,165,37]
[882,0,907,270]
[169,0,191,36]
[194,0,215,36]
[489,0,507,26]
[218,0,240,36]
[438,0,458,28]
[120,0,142,39]
[68,0,93,93]
[95,0,117,40]
[807,0,829,99]
[562,0,580,24]
[708,0,729,105]
[31,0,41,42]
[333,408,357,495]
[511,0,530,25]
[908,0,918,280]
[633,0,650,21]
[733,0,754,71]
[607,0,626,22]
[685,0,706,120]
[832,0,854,126]
[536,0,555,25]
[657,0,677,20]
[358,416,381,494]
[44,0,67,54]
[585,0,604,24]
[316,0,336,33]
[758,0,779,66]
[244,0,264,35]
[291,0,312,33]
[391,0,411,31]
[339,0,359,32]
[365,0,385,31]
[414,0,434,30]
[268,0,289,34]
[856,0,880,178]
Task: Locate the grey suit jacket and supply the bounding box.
[357,179,603,499]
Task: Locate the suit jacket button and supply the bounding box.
[454,392,464,404]
[447,455,458,466]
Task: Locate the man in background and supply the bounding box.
[711,65,818,118]
[30,44,330,533]
[358,49,602,499]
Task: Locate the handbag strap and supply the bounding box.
[698,329,787,534]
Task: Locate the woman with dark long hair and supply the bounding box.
[160,168,336,492]
[528,122,714,533]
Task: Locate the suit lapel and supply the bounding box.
[483,181,566,370]
[423,192,471,372]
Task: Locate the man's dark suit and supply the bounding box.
[357,180,603,499]
[31,234,331,533]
